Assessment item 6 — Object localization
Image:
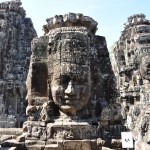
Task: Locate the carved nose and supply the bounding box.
[65,81,75,95]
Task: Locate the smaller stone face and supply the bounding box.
[140,55,150,80]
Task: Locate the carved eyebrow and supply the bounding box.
[53,76,61,80]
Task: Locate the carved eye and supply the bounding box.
[48,46,52,54]
[61,75,70,84]
[53,76,61,84]
[48,42,53,46]
[72,77,78,84]
[73,75,88,84]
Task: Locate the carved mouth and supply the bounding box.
[60,97,79,105]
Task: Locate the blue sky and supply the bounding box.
[1,0,150,51]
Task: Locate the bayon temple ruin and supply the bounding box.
[0,0,149,150]
[0,0,37,128]
[112,13,150,149]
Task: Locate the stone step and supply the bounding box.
[0,146,17,150]
[45,144,59,150]
[0,128,23,136]
[26,145,45,150]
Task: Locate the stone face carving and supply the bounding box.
[26,13,118,123]
[0,3,125,148]
[140,55,150,80]
[112,13,150,144]
[16,13,124,150]
[49,29,91,115]
[0,0,37,128]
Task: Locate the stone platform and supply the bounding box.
[0,121,123,150]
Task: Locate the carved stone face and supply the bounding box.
[50,63,91,114]
[140,56,150,80]
[48,30,91,114]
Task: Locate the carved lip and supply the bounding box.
[62,99,79,102]
[61,96,79,101]
[60,97,79,105]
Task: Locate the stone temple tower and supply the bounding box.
[113,14,150,144]
[0,0,37,128]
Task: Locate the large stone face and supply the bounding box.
[112,13,150,143]
[22,13,124,149]
[26,13,118,122]
[0,0,37,128]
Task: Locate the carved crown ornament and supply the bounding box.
[43,13,98,35]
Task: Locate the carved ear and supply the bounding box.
[29,39,48,99]
[31,63,48,97]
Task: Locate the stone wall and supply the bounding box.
[0,0,37,128]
